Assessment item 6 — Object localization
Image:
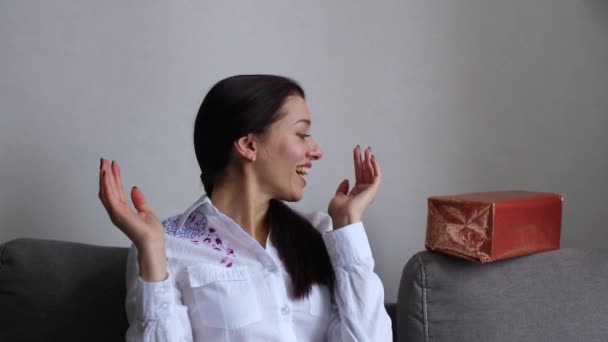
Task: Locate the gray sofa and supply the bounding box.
[1,238,607,341]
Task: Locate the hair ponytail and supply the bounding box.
[267,200,335,298]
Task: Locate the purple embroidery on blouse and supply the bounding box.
[163,214,208,240]
[162,212,236,268]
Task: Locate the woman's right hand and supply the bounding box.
[99,158,167,281]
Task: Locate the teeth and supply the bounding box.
[296,166,309,175]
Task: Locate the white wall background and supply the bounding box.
[1,0,607,302]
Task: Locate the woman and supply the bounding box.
[99,75,392,341]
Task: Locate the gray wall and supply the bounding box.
[1,0,607,302]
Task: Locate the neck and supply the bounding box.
[210,167,271,248]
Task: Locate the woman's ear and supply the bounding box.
[234,134,257,162]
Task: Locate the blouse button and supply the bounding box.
[281,305,291,315]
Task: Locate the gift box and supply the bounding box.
[425,191,563,263]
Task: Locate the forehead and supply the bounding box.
[276,95,311,126]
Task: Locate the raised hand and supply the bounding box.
[98,158,167,281]
[328,146,382,229]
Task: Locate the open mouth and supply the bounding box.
[296,166,310,176]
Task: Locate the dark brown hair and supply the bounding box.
[193,75,334,298]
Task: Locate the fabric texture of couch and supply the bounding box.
[398,249,608,341]
[1,238,607,341]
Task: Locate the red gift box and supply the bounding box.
[425,191,563,263]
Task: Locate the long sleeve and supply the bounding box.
[322,223,393,342]
[125,244,193,342]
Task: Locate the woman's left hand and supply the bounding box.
[328,146,382,229]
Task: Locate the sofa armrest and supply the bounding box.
[397,249,608,342]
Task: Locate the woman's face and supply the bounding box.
[254,95,322,202]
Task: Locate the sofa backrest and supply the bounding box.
[397,248,608,342]
[1,238,399,341]
[0,238,129,341]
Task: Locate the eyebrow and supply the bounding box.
[293,119,311,126]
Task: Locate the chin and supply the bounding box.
[280,190,304,203]
[283,195,303,203]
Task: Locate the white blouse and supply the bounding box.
[125,195,392,341]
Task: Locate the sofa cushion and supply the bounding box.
[397,248,608,342]
[0,238,129,341]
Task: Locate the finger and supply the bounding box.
[362,147,373,184]
[371,155,382,185]
[131,186,151,213]
[99,158,107,205]
[102,159,119,205]
[353,145,363,184]
[335,179,349,196]
[111,160,127,202]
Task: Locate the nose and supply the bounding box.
[308,139,323,161]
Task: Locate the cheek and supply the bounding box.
[277,143,305,163]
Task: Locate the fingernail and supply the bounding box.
[372,154,376,160]
[111,160,114,167]
[356,145,360,150]
[132,186,138,191]
[100,158,103,169]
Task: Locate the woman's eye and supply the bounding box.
[297,133,311,140]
